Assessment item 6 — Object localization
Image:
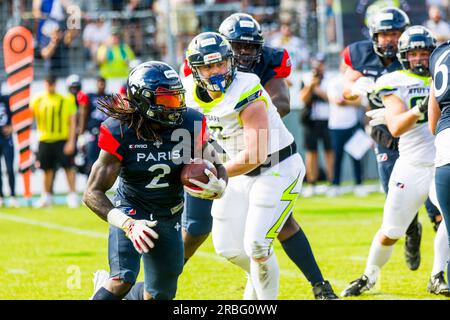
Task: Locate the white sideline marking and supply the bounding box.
[0,212,423,300]
[0,212,107,239]
[6,268,28,275]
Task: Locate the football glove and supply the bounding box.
[184,169,227,200]
[351,77,375,97]
[366,108,386,126]
[123,219,159,254]
[411,95,429,116]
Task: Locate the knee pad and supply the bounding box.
[381,225,404,240]
[244,240,272,262]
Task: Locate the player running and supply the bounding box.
[342,7,441,272]
[428,39,450,293]
[341,25,450,297]
[181,31,306,300]
[180,13,337,299]
[84,61,227,300]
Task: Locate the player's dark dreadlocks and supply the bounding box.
[97,94,161,142]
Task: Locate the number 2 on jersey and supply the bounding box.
[146,164,171,189]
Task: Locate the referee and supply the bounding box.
[30,74,78,208]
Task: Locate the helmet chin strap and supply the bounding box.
[209,74,227,93]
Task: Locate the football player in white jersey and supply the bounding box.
[183,32,306,299]
[342,26,450,297]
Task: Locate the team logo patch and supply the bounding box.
[200,38,216,47]
[174,222,181,231]
[376,153,388,162]
[164,70,178,79]
[128,208,137,216]
[286,58,291,67]
[203,52,222,63]
[239,20,255,28]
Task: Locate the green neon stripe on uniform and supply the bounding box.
[192,84,225,114]
[266,175,300,240]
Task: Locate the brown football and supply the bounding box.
[181,159,217,188]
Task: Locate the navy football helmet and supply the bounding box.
[219,13,264,72]
[369,7,410,59]
[397,26,436,76]
[186,32,236,93]
[127,61,187,126]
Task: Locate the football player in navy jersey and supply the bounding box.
[178,13,337,299]
[428,40,450,289]
[84,61,227,300]
[85,77,109,174]
[342,7,441,272]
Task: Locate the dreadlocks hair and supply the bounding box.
[97,94,161,141]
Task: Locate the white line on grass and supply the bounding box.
[0,212,107,239]
[0,212,417,300]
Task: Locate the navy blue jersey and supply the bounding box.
[0,96,12,139]
[343,40,403,150]
[254,46,292,86]
[87,93,109,133]
[98,108,207,216]
[430,41,450,134]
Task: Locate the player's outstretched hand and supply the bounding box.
[124,219,159,254]
[184,169,227,200]
[351,77,375,97]
[366,108,386,126]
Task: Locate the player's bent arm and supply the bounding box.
[428,84,441,135]
[202,142,228,185]
[83,150,121,221]
[384,94,421,138]
[343,67,363,100]
[224,100,268,177]
[264,78,290,117]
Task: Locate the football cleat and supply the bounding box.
[89,269,110,300]
[341,275,374,297]
[404,222,422,271]
[427,272,450,296]
[313,280,339,300]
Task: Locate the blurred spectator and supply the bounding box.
[66,74,90,136]
[96,27,136,79]
[424,5,450,44]
[30,74,79,208]
[154,0,198,64]
[267,21,309,71]
[123,0,145,57]
[326,60,366,197]
[299,53,334,197]
[325,0,336,44]
[39,20,78,77]
[0,88,19,208]
[426,0,450,19]
[32,0,75,45]
[85,77,109,174]
[110,0,125,11]
[82,15,111,70]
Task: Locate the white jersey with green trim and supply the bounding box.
[183,71,294,158]
[375,70,435,166]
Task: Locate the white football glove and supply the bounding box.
[184,169,227,200]
[123,219,159,254]
[366,108,386,126]
[351,77,375,97]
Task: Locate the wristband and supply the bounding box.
[107,208,131,229]
[411,105,422,116]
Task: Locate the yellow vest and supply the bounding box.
[97,43,135,79]
[30,92,77,142]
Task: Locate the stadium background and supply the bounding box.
[0,0,431,195]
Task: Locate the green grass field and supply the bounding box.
[0,192,447,300]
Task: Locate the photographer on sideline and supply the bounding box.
[299,53,334,197]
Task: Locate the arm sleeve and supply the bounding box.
[272,49,292,79]
[97,122,124,161]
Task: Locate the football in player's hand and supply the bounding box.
[181,159,218,188]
